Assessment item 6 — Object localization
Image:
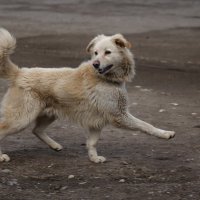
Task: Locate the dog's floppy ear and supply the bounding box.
[86,34,105,53]
[112,34,131,49]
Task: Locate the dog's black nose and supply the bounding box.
[93,60,100,69]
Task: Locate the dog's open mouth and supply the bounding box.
[98,64,113,74]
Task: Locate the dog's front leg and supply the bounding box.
[86,129,106,163]
[114,113,175,139]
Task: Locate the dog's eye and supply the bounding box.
[94,51,98,56]
[105,50,111,55]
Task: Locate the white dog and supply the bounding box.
[0,29,175,163]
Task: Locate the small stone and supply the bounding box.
[159,109,166,113]
[1,169,12,173]
[68,175,75,179]
[128,102,138,108]
[131,102,138,106]
[54,185,62,190]
[60,186,68,190]
[79,182,87,185]
[7,179,18,186]
[161,92,166,95]
[135,85,142,88]
[121,161,128,165]
[140,88,151,92]
[148,191,154,195]
[119,179,125,183]
[170,103,179,106]
[191,113,197,116]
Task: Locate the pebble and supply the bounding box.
[119,179,125,183]
[131,102,138,106]
[7,179,18,186]
[135,85,142,88]
[79,182,87,185]
[148,191,154,195]
[68,175,75,179]
[48,164,54,168]
[159,109,166,113]
[121,161,129,165]
[170,103,179,106]
[1,169,12,173]
[140,88,151,92]
[128,102,138,108]
[60,186,68,190]
[161,92,167,95]
[191,113,197,116]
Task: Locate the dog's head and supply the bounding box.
[86,34,135,82]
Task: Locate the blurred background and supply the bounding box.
[0,1,200,200]
[1,0,200,70]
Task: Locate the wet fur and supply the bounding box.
[0,29,175,163]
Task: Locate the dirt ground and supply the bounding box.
[0,1,200,199]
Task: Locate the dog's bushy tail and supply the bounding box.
[0,28,19,80]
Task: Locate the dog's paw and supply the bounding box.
[90,156,106,163]
[160,131,175,139]
[0,154,10,162]
[51,143,63,151]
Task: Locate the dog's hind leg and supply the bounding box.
[0,121,30,162]
[0,112,42,162]
[0,88,44,162]
[33,115,63,151]
[86,129,106,163]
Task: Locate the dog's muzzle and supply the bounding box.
[93,60,113,74]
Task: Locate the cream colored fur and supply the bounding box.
[0,28,175,163]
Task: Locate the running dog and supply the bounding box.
[0,29,175,163]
